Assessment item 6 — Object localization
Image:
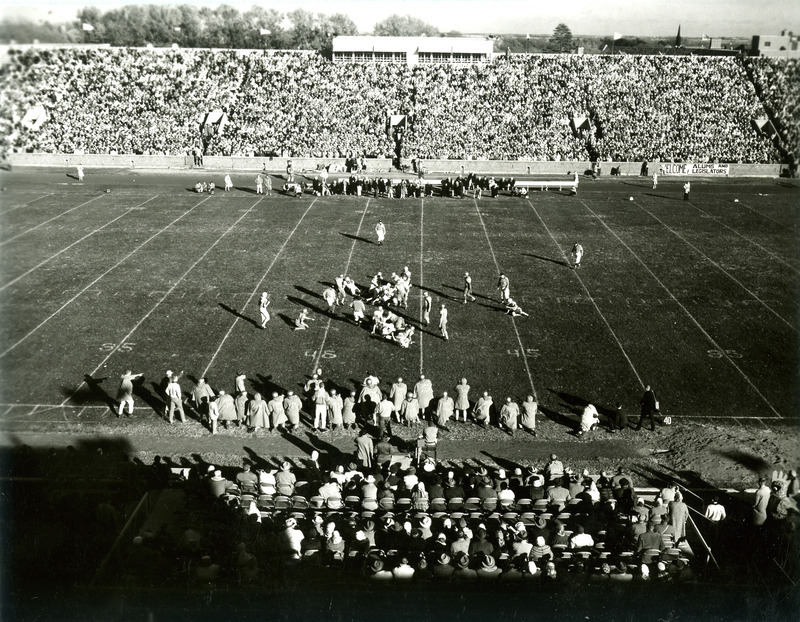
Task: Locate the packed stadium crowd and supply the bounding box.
[0,47,791,164]
[744,56,800,165]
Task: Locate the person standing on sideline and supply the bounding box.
[355,429,374,469]
[77,163,84,181]
[259,292,271,328]
[166,374,186,423]
[217,389,236,430]
[286,159,294,182]
[463,272,476,304]
[454,378,470,422]
[635,385,658,431]
[208,396,219,434]
[224,173,233,191]
[611,402,627,432]
[312,384,329,431]
[652,171,658,190]
[571,242,583,269]
[683,181,691,201]
[256,173,264,194]
[439,303,449,340]
[390,378,408,424]
[422,292,432,326]
[414,375,434,419]
[473,391,493,427]
[116,369,143,417]
[375,220,386,245]
[436,391,454,428]
[753,477,771,527]
[497,274,510,302]
[283,390,302,431]
[520,394,538,436]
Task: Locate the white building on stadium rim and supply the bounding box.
[332,36,494,66]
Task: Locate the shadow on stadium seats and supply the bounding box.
[521,253,569,268]
[480,451,521,474]
[243,445,280,471]
[339,231,373,245]
[218,302,260,328]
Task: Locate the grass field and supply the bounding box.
[0,170,798,443]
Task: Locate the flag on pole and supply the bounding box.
[260,28,271,36]
[82,23,94,32]
[613,32,623,40]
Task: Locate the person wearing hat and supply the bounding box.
[476,477,498,503]
[544,454,564,484]
[443,473,465,501]
[374,434,395,467]
[476,553,501,580]
[400,392,421,427]
[547,478,572,511]
[529,536,552,563]
[216,389,236,429]
[246,393,268,431]
[275,461,297,492]
[636,522,664,555]
[450,530,472,557]
[550,522,570,547]
[628,515,647,544]
[235,463,258,493]
[452,552,477,581]
[367,555,393,581]
[281,390,302,431]
[389,377,408,423]
[431,552,455,582]
[469,527,494,558]
[512,524,533,559]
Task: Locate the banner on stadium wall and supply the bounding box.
[659,162,729,176]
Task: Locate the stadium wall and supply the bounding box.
[6,154,785,177]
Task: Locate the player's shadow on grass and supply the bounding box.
[60,375,115,410]
[441,284,496,303]
[253,374,287,400]
[712,449,772,475]
[417,284,452,301]
[538,404,579,434]
[288,294,338,322]
[218,302,260,328]
[278,313,296,328]
[235,186,257,194]
[295,285,324,301]
[340,232,373,245]
[521,253,569,268]
[643,192,681,201]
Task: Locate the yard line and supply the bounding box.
[473,200,537,397]
[734,199,796,229]
[0,195,159,293]
[0,194,104,247]
[686,200,799,276]
[312,199,370,372]
[0,193,54,216]
[528,201,644,388]
[61,198,264,406]
[201,199,318,378]
[581,200,784,419]
[0,196,211,360]
[419,199,425,375]
[633,200,797,333]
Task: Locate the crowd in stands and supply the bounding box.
[744,56,800,166]
[130,454,711,591]
[0,47,790,164]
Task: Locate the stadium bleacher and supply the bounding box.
[0,48,793,166]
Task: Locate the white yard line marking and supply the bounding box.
[77,406,87,418]
[735,199,796,229]
[633,200,797,333]
[62,198,264,406]
[686,200,799,276]
[474,200,537,397]
[582,200,784,419]
[0,196,212,359]
[312,199,370,372]
[529,200,644,388]
[0,193,54,216]
[419,199,425,375]
[201,198,318,377]
[0,195,104,247]
[0,196,159,293]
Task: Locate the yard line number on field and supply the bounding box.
[0,196,159,293]
[311,199,370,373]
[61,197,264,406]
[0,195,213,359]
[581,200,784,418]
[473,199,537,397]
[0,194,105,247]
[634,199,797,332]
[528,200,644,388]
[201,198,319,378]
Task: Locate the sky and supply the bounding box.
[1,0,798,37]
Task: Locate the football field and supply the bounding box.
[0,170,797,438]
